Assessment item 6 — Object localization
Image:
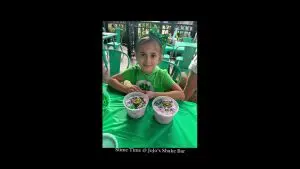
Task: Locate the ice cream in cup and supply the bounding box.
[152,96,179,124]
[123,92,149,119]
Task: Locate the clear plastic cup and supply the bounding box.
[152,96,179,124]
[103,133,118,148]
[123,92,149,119]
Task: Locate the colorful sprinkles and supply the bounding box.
[153,98,177,115]
[125,96,147,109]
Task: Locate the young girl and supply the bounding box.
[107,36,185,100]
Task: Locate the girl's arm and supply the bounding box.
[183,71,197,101]
[150,83,185,100]
[107,74,143,94]
[107,74,127,93]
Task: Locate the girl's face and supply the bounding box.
[136,41,162,74]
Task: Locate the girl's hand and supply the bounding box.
[125,85,144,94]
[145,91,156,99]
[123,80,144,93]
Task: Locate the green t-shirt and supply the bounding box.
[121,65,176,92]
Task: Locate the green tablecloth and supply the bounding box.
[102,83,198,148]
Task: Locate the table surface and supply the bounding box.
[102,83,198,148]
[103,32,117,40]
[175,42,197,48]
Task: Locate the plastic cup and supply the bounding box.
[123,92,149,119]
[152,96,179,124]
[103,133,118,148]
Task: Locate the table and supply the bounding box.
[102,83,198,148]
[167,42,197,57]
[103,32,117,40]
[175,41,197,48]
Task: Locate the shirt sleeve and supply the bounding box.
[188,56,197,74]
[161,70,176,91]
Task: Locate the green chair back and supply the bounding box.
[158,60,181,83]
[175,46,197,72]
[107,49,130,76]
[115,28,121,43]
[107,27,123,50]
[158,59,170,70]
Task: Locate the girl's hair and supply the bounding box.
[134,36,163,55]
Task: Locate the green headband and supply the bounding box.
[149,27,169,49]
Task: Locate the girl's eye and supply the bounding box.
[151,54,156,58]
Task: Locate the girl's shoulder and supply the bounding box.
[153,66,170,78]
[124,65,140,72]
[155,66,168,74]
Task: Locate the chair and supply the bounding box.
[164,28,178,55]
[163,54,170,62]
[107,28,123,51]
[165,29,192,57]
[193,33,197,42]
[158,60,181,83]
[183,37,193,43]
[174,46,197,74]
[102,49,109,70]
[172,36,193,56]
[107,49,131,77]
[158,59,170,70]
